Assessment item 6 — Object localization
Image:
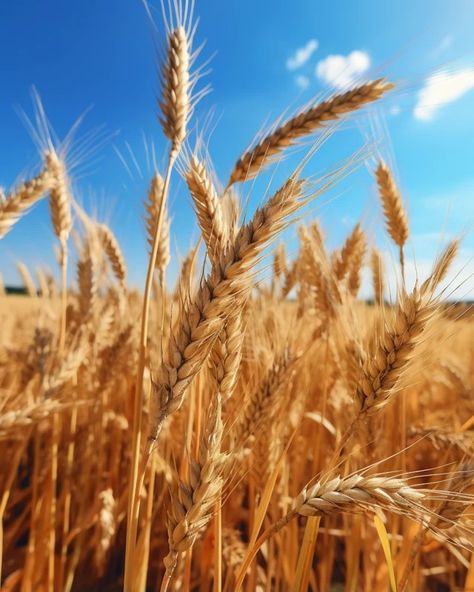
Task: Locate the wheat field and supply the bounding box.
[1,2,474,591]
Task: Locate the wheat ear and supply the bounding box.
[356,287,435,415]
[333,223,365,281]
[145,173,170,284]
[209,311,243,403]
[97,224,127,285]
[421,239,459,295]
[235,473,427,591]
[375,160,409,278]
[77,242,97,320]
[347,228,367,297]
[370,248,385,305]
[228,79,393,186]
[185,156,226,262]
[150,177,306,442]
[0,167,54,239]
[232,349,299,444]
[45,151,72,245]
[159,25,191,154]
[16,261,37,297]
[162,396,226,588]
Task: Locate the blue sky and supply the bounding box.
[1,0,474,297]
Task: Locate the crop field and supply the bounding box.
[0,2,473,591]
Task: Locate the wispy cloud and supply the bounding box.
[359,247,474,301]
[315,50,370,89]
[414,68,474,120]
[432,35,453,57]
[389,105,401,116]
[286,39,318,71]
[295,75,310,90]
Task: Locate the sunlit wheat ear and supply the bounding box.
[163,395,227,581]
[421,239,459,295]
[333,223,365,281]
[44,151,72,245]
[159,1,206,155]
[0,167,54,239]
[172,242,200,302]
[253,473,430,554]
[231,348,301,444]
[77,240,97,320]
[94,489,116,575]
[347,227,367,297]
[356,286,436,416]
[370,248,385,305]
[228,79,393,186]
[273,243,287,279]
[299,225,340,318]
[16,261,37,297]
[0,272,5,296]
[293,474,425,518]
[375,160,409,275]
[282,259,298,298]
[221,188,241,241]
[150,176,307,442]
[209,311,243,403]
[145,172,170,283]
[434,464,474,529]
[97,224,127,286]
[36,268,50,299]
[185,155,225,262]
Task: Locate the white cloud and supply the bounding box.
[286,39,318,71]
[315,50,370,89]
[295,75,309,89]
[414,68,474,120]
